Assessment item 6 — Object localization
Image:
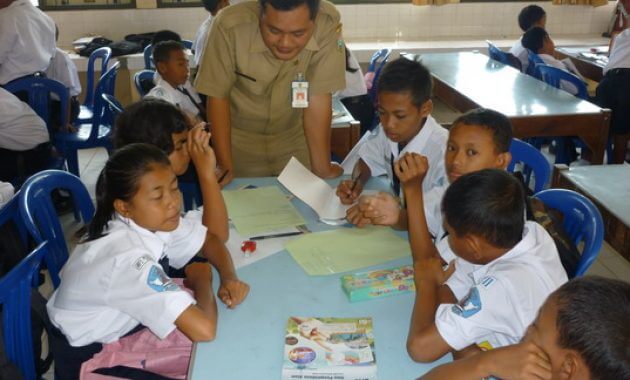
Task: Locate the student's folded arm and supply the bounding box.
[197,170,229,242]
[303,93,342,179]
[419,351,491,380]
[405,187,440,261]
[175,304,217,342]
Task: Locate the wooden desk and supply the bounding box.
[552,164,630,261]
[188,177,447,379]
[331,97,360,160]
[410,52,611,164]
[555,46,608,82]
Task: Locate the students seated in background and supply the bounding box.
[336,58,448,212]
[336,45,374,135]
[421,276,630,380]
[401,168,567,362]
[349,108,511,238]
[596,14,630,163]
[113,98,230,243]
[47,144,224,380]
[193,0,230,67]
[509,5,547,72]
[146,41,206,123]
[0,87,52,186]
[46,25,82,125]
[0,0,56,85]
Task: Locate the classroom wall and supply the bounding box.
[49,1,615,49]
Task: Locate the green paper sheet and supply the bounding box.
[286,226,411,275]
[223,186,305,235]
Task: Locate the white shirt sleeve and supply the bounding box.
[358,126,390,177]
[436,236,458,268]
[107,254,195,339]
[164,215,207,269]
[435,277,514,351]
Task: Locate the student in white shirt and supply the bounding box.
[509,5,547,73]
[336,45,375,135]
[0,0,56,85]
[401,168,567,362]
[146,41,205,123]
[336,58,448,216]
[522,27,585,96]
[596,14,630,163]
[47,144,248,379]
[46,25,82,124]
[0,87,51,184]
[193,0,230,67]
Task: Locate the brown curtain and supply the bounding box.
[412,0,459,6]
[551,0,609,7]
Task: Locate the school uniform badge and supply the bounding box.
[147,265,180,292]
[452,287,482,318]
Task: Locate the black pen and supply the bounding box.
[235,71,257,82]
[249,231,303,241]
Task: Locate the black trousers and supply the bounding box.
[0,142,52,187]
[595,68,630,135]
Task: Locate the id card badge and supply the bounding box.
[291,73,309,108]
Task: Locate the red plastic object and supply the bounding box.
[240,240,257,253]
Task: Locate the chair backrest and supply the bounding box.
[101,93,123,127]
[134,69,156,97]
[3,77,69,135]
[84,47,112,107]
[526,49,544,79]
[0,195,28,249]
[537,63,588,100]
[486,40,522,71]
[366,48,392,103]
[88,62,120,141]
[508,138,551,193]
[144,40,193,70]
[0,241,48,380]
[18,170,94,288]
[534,189,604,277]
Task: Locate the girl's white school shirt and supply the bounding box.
[47,213,207,347]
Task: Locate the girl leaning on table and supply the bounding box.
[46,143,247,379]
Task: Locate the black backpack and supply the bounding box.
[108,40,143,57]
[78,37,114,57]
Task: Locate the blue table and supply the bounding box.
[188,177,450,378]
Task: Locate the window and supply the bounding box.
[40,0,135,11]
[157,0,202,8]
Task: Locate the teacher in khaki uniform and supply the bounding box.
[195,0,346,183]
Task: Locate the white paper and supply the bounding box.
[226,226,302,269]
[278,157,350,220]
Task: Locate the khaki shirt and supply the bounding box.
[195,0,345,177]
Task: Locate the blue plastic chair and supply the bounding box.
[77,47,112,124]
[134,69,156,97]
[537,64,588,100]
[143,40,193,70]
[0,195,29,251]
[0,241,48,380]
[486,41,522,71]
[508,138,551,193]
[3,76,69,136]
[56,62,119,176]
[19,170,94,288]
[534,189,604,278]
[101,93,123,127]
[366,48,392,103]
[526,49,545,80]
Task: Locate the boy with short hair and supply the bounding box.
[510,4,547,72]
[336,58,448,210]
[146,41,206,123]
[421,276,630,379]
[522,27,585,96]
[400,168,567,362]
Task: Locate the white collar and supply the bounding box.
[110,213,174,259]
[388,115,440,156]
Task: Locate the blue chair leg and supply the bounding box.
[65,150,80,177]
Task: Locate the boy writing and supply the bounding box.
[399,167,567,362]
[421,276,630,379]
[336,58,448,211]
[146,41,206,123]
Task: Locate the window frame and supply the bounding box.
[39,0,136,11]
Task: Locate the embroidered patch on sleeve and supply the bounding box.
[132,255,152,272]
[451,287,482,318]
[147,265,180,292]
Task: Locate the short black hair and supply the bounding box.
[202,0,220,13]
[451,108,513,153]
[521,26,548,54]
[151,30,182,45]
[518,5,546,31]
[553,276,630,380]
[113,98,189,155]
[152,40,184,65]
[442,169,525,248]
[259,0,320,20]
[377,58,433,108]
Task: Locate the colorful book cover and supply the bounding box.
[282,317,377,380]
[341,265,415,302]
